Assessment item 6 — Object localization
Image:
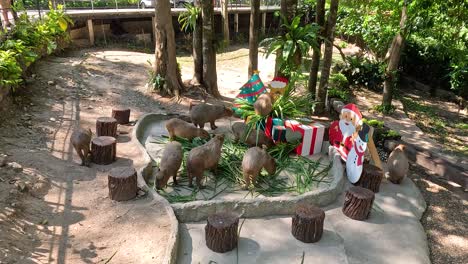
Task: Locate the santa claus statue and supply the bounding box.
[329,103,363,161]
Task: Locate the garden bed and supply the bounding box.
[135,113,345,222]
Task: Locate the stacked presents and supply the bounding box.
[233,72,325,156]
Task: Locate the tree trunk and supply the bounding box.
[96,117,118,137]
[201,0,221,97]
[108,166,137,201]
[307,0,325,94]
[355,164,384,193]
[275,0,298,77]
[291,204,325,243]
[342,186,374,221]
[382,5,408,107]
[192,0,203,85]
[316,0,339,114]
[111,107,131,125]
[154,0,183,97]
[221,0,230,47]
[205,212,239,253]
[248,0,260,78]
[91,136,117,165]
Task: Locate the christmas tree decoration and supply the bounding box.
[269,76,288,100]
[232,71,268,116]
[329,103,363,161]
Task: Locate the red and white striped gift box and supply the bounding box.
[285,120,325,156]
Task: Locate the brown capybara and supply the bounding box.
[242,146,276,189]
[190,103,233,130]
[186,134,225,188]
[156,141,183,189]
[386,144,409,184]
[231,122,274,148]
[70,128,92,166]
[165,118,210,141]
[254,93,273,116]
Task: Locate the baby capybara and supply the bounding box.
[242,146,276,189]
[165,118,210,141]
[190,103,233,130]
[254,93,273,116]
[386,144,409,184]
[186,134,225,188]
[232,122,274,148]
[156,141,183,189]
[70,128,92,166]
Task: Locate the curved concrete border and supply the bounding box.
[132,113,180,264]
[134,113,346,223]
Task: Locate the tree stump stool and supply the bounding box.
[111,108,131,125]
[108,166,137,201]
[291,204,325,243]
[96,117,117,137]
[205,212,239,253]
[342,186,375,221]
[355,164,384,193]
[91,136,116,165]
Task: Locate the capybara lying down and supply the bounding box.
[165,118,210,141]
[190,102,233,130]
[156,141,183,189]
[70,128,92,166]
[231,122,274,148]
[254,93,273,116]
[186,134,225,188]
[242,146,276,189]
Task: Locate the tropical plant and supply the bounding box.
[260,13,319,77]
[178,4,201,32]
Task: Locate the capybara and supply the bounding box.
[242,146,276,189]
[231,122,274,148]
[254,93,273,116]
[386,144,409,184]
[165,118,210,141]
[190,102,233,130]
[70,128,92,166]
[186,134,225,188]
[156,141,183,189]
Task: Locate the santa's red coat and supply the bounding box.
[329,121,354,159]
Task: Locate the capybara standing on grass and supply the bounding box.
[231,122,274,148]
[190,102,233,130]
[186,134,225,188]
[70,128,92,166]
[156,141,183,189]
[386,144,409,184]
[165,118,210,141]
[254,93,273,116]
[242,146,276,189]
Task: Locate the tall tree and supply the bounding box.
[154,0,183,96]
[382,2,408,107]
[307,0,325,93]
[201,0,220,97]
[248,0,260,78]
[221,0,230,47]
[192,0,203,85]
[316,0,339,113]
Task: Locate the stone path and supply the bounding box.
[178,178,429,264]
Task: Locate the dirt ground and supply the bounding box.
[0,44,466,263]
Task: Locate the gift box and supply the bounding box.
[272,125,287,143]
[285,120,325,156]
[257,116,274,138]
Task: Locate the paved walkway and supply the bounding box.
[178,178,429,264]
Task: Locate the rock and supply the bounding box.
[49,117,56,122]
[47,80,56,86]
[0,154,7,167]
[332,99,344,113]
[384,140,400,152]
[137,190,146,197]
[7,162,23,173]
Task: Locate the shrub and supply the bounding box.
[338,55,385,91]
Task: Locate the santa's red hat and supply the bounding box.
[341,103,363,125]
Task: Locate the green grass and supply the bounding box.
[151,135,332,202]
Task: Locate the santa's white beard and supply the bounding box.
[339,119,355,138]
